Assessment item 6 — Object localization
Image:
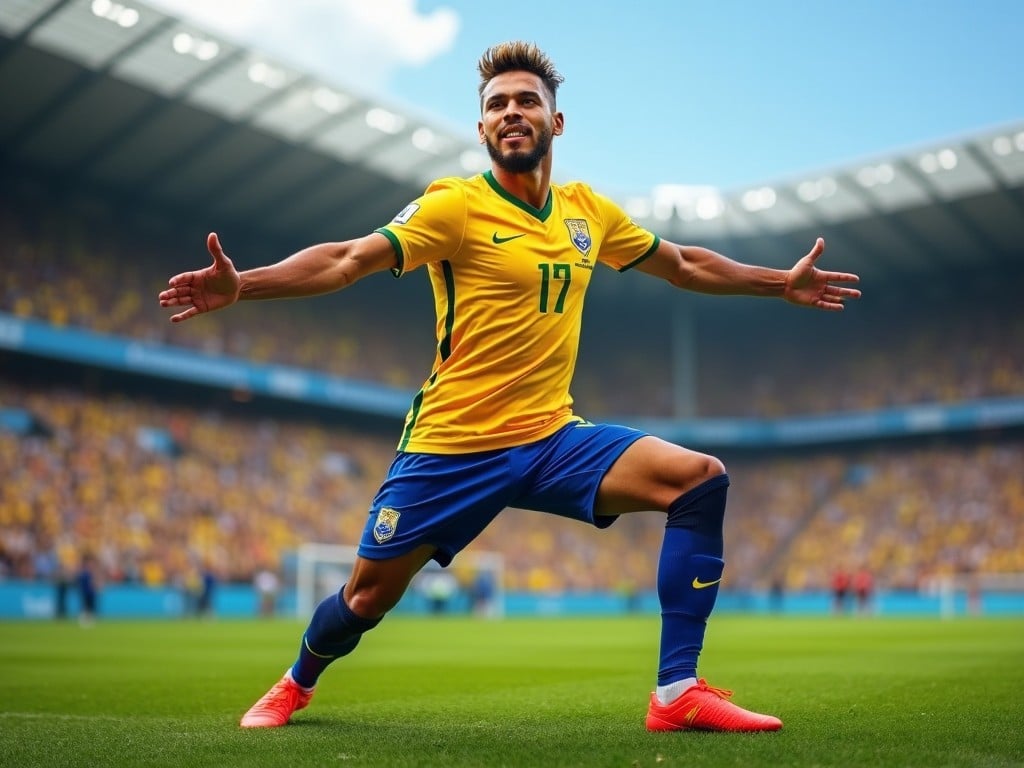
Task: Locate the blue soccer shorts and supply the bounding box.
[357,421,647,566]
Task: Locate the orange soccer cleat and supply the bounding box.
[645,679,782,732]
[240,671,315,728]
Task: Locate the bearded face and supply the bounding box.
[484,124,553,174]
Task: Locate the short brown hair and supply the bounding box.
[477,41,564,107]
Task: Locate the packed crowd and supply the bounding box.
[694,297,1024,417]
[0,196,436,390]
[3,193,1022,419]
[3,189,1023,598]
[2,376,1021,595]
[781,440,1024,591]
[0,377,394,588]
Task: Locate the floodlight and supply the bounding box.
[741,187,776,212]
[91,0,138,28]
[365,108,405,135]
[411,128,440,153]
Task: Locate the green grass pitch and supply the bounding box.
[1,614,1022,767]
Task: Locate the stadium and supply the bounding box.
[1,2,1022,766]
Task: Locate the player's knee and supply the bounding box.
[668,451,725,499]
[703,454,727,482]
[343,581,401,619]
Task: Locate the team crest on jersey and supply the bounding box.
[372,507,401,543]
[564,218,592,257]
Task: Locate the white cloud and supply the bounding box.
[146,0,459,92]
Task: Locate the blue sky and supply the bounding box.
[151,0,1023,197]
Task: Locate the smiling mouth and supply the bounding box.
[500,127,530,141]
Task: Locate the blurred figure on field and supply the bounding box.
[254,567,280,618]
[769,573,785,614]
[831,566,851,614]
[421,570,458,614]
[181,559,217,617]
[53,559,72,620]
[617,577,641,614]
[76,552,99,627]
[197,561,217,618]
[470,568,497,617]
[54,573,70,619]
[853,566,874,615]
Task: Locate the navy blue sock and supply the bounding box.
[657,474,729,686]
[290,586,381,688]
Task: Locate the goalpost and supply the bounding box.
[294,543,505,619]
[933,572,1024,618]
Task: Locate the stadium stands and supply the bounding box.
[1,1,1021,606]
[3,186,1023,420]
[3,368,1022,596]
[0,375,394,586]
[3,184,1024,599]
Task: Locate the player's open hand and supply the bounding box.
[784,238,861,310]
[159,232,242,322]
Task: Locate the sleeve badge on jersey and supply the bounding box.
[372,507,402,543]
[392,203,420,225]
[564,218,592,257]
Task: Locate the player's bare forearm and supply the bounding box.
[239,236,395,300]
[677,245,788,297]
[638,237,860,310]
[637,240,786,297]
[238,243,355,300]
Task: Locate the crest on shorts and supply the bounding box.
[564,218,592,257]
[372,507,401,543]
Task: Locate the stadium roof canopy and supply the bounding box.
[2,0,1023,291]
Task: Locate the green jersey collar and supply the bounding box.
[483,170,553,222]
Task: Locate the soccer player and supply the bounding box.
[159,41,860,732]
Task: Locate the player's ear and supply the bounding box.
[552,111,564,137]
[478,120,486,144]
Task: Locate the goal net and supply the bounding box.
[294,543,505,619]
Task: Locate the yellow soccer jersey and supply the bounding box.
[375,170,659,454]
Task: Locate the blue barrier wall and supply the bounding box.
[4,311,1024,447]
[0,581,296,620]
[3,582,1022,619]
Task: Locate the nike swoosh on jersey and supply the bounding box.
[492,232,526,244]
[692,577,722,589]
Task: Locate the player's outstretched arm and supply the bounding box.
[636,236,860,310]
[159,231,397,323]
